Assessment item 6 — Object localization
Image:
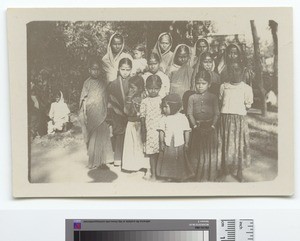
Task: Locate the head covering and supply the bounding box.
[152,32,173,73]
[166,44,192,76]
[102,33,133,82]
[162,93,183,115]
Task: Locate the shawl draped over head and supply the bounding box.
[220,43,254,85]
[166,44,193,99]
[152,32,173,73]
[102,33,133,82]
[191,38,210,67]
[79,77,108,144]
[49,91,70,122]
[190,52,220,94]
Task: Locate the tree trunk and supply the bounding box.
[269,20,278,94]
[250,20,267,116]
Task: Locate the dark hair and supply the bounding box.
[145,74,162,89]
[175,45,190,56]
[128,75,145,92]
[118,58,132,69]
[200,51,213,63]
[195,70,211,84]
[162,93,182,115]
[133,43,145,52]
[148,52,161,63]
[88,57,101,68]
[110,33,123,45]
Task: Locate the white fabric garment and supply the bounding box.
[47,91,70,134]
[219,82,253,116]
[142,71,170,98]
[102,33,133,82]
[158,113,191,147]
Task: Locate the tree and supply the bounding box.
[250,20,267,116]
[269,20,278,94]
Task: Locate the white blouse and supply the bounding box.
[158,113,191,147]
[219,82,253,116]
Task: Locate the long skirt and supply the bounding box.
[87,122,114,168]
[219,114,251,180]
[122,121,150,171]
[189,126,221,182]
[156,143,194,181]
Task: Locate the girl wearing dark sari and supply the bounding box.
[79,60,113,169]
[107,58,132,166]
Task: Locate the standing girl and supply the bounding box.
[166,44,193,100]
[122,75,150,173]
[156,93,194,181]
[140,75,163,180]
[142,52,170,98]
[102,33,133,82]
[191,52,221,96]
[79,60,113,169]
[107,58,132,166]
[187,70,220,181]
[219,64,253,182]
[152,32,173,73]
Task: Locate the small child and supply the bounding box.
[142,52,170,98]
[156,93,194,181]
[187,70,220,181]
[122,75,150,173]
[140,75,163,180]
[47,90,70,134]
[131,44,148,76]
[219,64,253,182]
[107,58,132,166]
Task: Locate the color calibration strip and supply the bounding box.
[74,230,209,241]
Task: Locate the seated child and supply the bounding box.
[47,91,70,134]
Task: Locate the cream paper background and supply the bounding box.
[7,8,293,197]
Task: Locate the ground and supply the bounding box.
[30,110,278,183]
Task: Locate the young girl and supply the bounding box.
[166,44,193,100]
[131,44,148,76]
[191,52,221,96]
[156,93,194,181]
[219,64,253,182]
[142,52,170,98]
[187,70,220,181]
[107,58,132,166]
[47,90,70,134]
[140,75,163,180]
[102,33,133,82]
[152,32,173,73]
[79,60,113,169]
[122,75,150,173]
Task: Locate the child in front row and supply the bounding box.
[140,75,163,180]
[219,63,253,182]
[156,93,194,181]
[187,70,220,182]
[122,75,150,174]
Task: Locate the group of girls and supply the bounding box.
[79,31,253,182]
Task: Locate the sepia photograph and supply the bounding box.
[8,8,293,197]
